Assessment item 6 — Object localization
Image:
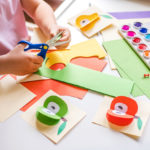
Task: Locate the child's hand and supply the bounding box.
[1,44,43,75]
[43,25,71,49]
[55,26,71,49]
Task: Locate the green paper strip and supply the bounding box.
[115,62,143,97]
[103,39,150,99]
[36,60,133,97]
[137,117,142,130]
[57,121,67,135]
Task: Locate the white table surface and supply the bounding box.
[1,0,150,150]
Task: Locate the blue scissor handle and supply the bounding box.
[18,40,49,60]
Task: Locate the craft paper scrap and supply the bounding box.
[0,75,35,122]
[20,57,107,111]
[21,79,87,111]
[68,6,113,37]
[109,11,150,20]
[71,57,107,71]
[108,55,117,70]
[92,96,150,138]
[115,63,143,97]
[46,38,106,68]
[17,74,48,83]
[22,90,86,144]
[36,61,133,97]
[103,39,150,98]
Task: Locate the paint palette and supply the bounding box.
[119,22,150,69]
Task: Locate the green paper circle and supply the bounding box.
[36,106,60,125]
[44,96,68,117]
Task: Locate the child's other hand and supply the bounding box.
[4,44,43,75]
[45,25,71,49]
[55,26,71,49]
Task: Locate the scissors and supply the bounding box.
[18,31,69,59]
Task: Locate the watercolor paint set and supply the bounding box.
[119,22,150,69]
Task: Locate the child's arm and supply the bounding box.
[21,0,71,48]
[0,44,43,75]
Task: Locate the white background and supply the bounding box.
[1,0,150,150]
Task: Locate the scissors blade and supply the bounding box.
[53,40,70,47]
[46,31,64,47]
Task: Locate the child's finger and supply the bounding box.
[59,28,71,41]
[32,63,43,72]
[31,55,43,64]
[15,43,27,51]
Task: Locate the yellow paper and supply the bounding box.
[68,6,113,38]
[0,75,36,122]
[92,96,150,138]
[22,90,86,144]
[46,38,106,68]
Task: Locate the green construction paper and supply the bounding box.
[36,95,68,125]
[57,121,67,135]
[103,39,150,99]
[35,59,133,97]
[44,96,68,117]
[137,117,142,130]
[115,62,143,97]
[36,106,60,125]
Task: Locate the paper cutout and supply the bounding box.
[75,13,100,31]
[68,6,113,37]
[92,96,150,138]
[106,96,142,130]
[0,75,35,122]
[22,90,86,144]
[71,57,107,71]
[36,96,68,125]
[58,120,67,135]
[46,39,106,68]
[36,95,68,135]
[103,39,150,98]
[36,60,133,97]
[20,57,107,111]
[115,63,143,97]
